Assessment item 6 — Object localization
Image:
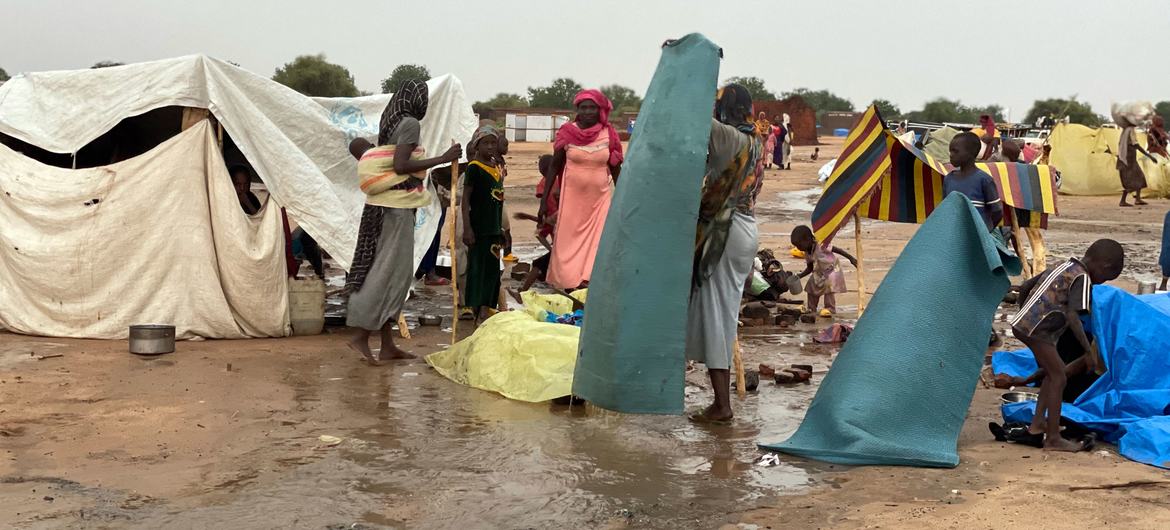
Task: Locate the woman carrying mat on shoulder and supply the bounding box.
[546,89,624,290]
[345,80,462,365]
[687,84,765,423]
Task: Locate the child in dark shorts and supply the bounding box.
[508,154,556,301]
[1009,239,1124,451]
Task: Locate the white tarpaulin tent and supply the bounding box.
[0,122,288,338]
[0,55,477,339]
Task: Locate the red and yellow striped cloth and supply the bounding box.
[813,105,1059,240]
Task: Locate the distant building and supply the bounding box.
[753,96,818,146]
[819,111,863,137]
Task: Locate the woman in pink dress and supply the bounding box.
[546,90,624,289]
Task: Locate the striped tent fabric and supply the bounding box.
[860,137,947,224]
[812,105,894,242]
[858,134,1058,229]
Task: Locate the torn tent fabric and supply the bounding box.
[762,194,1021,467]
[572,33,722,415]
[0,55,478,271]
[0,123,289,339]
[996,288,1170,469]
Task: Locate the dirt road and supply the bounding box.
[2,139,1169,529]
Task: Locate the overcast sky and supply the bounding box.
[3,0,1166,120]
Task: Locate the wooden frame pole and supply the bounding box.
[733,339,746,400]
[1009,212,1031,278]
[854,213,868,315]
[449,161,461,345]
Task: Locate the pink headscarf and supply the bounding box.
[554,89,624,167]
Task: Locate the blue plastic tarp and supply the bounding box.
[572,34,721,414]
[760,194,1020,467]
[996,288,1170,468]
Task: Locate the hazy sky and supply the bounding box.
[4,0,1167,119]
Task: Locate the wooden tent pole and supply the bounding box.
[1009,212,1031,278]
[449,160,461,345]
[398,314,411,339]
[854,213,867,315]
[733,339,746,400]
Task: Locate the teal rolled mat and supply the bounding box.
[572,33,721,414]
[761,193,1021,467]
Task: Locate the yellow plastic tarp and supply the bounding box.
[1049,123,1170,196]
[425,290,586,402]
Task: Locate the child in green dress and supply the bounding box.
[461,126,506,322]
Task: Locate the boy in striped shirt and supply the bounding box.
[1009,239,1124,451]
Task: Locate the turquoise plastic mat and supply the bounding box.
[572,33,721,414]
[761,193,1021,466]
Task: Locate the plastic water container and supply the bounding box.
[834,128,849,137]
[288,277,325,335]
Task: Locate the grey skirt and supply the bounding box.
[685,210,758,370]
[346,207,414,330]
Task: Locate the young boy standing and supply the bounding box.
[1009,239,1124,451]
[945,132,1004,232]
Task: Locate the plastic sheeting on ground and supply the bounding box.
[996,288,1170,469]
[0,122,289,339]
[761,194,1021,467]
[425,291,586,403]
[1048,123,1170,196]
[572,33,721,415]
[0,55,478,271]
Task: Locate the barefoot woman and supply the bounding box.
[687,84,765,422]
[547,89,624,290]
[345,80,461,364]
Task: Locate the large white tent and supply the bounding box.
[0,55,477,339]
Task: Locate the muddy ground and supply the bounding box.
[2,139,1170,529]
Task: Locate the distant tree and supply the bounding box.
[1024,98,1102,127]
[91,60,125,69]
[969,104,1005,122]
[1156,101,1170,127]
[600,84,642,112]
[871,99,902,120]
[904,98,967,123]
[0,67,8,82]
[904,98,1004,124]
[473,93,529,115]
[381,64,431,94]
[783,88,854,120]
[272,54,359,97]
[527,78,584,109]
[725,76,777,102]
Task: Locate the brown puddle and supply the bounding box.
[74,325,834,529]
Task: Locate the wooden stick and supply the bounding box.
[733,339,746,400]
[853,213,867,315]
[1009,211,1030,278]
[1069,480,1170,492]
[397,314,411,339]
[449,160,461,345]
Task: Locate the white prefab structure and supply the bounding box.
[504,113,570,142]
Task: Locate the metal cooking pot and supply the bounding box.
[129,325,176,355]
[1001,391,1038,404]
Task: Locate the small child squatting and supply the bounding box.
[1009,239,1124,452]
